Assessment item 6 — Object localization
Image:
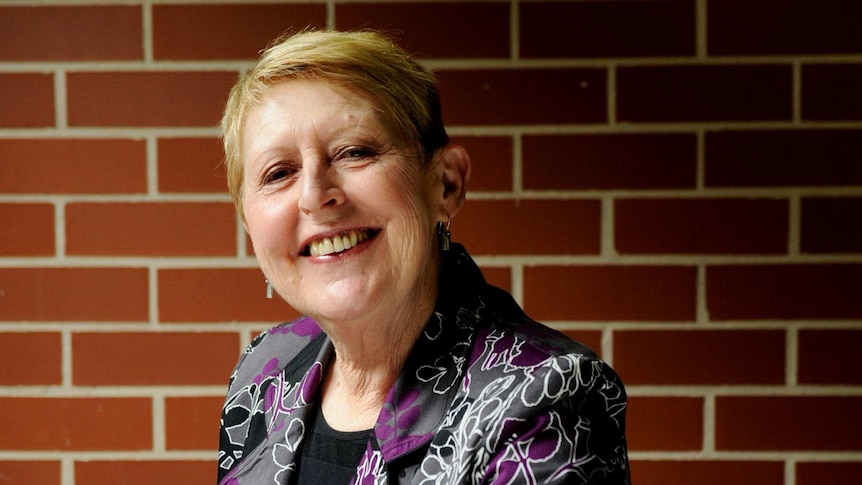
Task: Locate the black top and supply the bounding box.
[294,405,372,484]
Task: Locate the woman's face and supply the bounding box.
[241,80,442,325]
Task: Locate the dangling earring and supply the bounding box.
[437,220,451,251]
[265,279,273,299]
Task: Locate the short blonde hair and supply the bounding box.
[221,30,449,217]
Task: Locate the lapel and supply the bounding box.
[370,244,488,464]
[225,245,489,484]
[222,332,332,484]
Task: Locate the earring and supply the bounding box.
[265,279,273,299]
[437,220,451,251]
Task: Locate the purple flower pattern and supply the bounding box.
[217,246,629,484]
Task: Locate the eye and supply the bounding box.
[335,146,376,161]
[347,148,373,158]
[262,163,298,185]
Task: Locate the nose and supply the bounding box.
[297,161,345,216]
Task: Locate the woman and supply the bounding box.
[218,30,630,485]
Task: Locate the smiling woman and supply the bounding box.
[217,30,630,485]
[240,80,445,335]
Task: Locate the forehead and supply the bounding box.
[248,80,381,131]
[240,80,391,165]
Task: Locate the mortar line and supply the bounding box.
[703,393,715,452]
[142,1,154,64]
[62,329,73,388]
[601,195,617,259]
[54,69,67,129]
[152,394,166,453]
[511,263,524,308]
[696,0,708,58]
[788,195,802,257]
[793,61,802,123]
[55,201,66,259]
[512,133,523,194]
[510,0,520,61]
[786,327,799,386]
[696,128,706,190]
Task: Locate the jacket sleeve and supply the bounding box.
[482,357,631,485]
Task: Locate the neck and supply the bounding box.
[320,315,428,431]
[314,246,444,430]
[319,285,437,431]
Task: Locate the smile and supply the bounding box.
[306,229,374,257]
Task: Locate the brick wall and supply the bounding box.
[1,1,860,484]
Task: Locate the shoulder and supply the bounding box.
[225,316,324,395]
[475,284,602,363]
[427,285,630,483]
[469,284,626,414]
[218,316,326,480]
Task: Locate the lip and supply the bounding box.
[298,227,380,258]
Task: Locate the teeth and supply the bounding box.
[308,229,369,257]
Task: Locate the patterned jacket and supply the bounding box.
[218,245,630,484]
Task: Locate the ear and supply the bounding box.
[433,143,471,220]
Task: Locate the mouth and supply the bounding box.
[302,228,378,257]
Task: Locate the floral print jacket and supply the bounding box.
[218,245,630,484]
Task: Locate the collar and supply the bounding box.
[370,243,488,461]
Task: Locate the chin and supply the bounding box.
[305,278,381,321]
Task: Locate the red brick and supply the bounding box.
[0,139,147,194]
[521,1,694,58]
[66,202,236,257]
[0,204,54,256]
[0,6,142,61]
[153,4,325,60]
[437,68,607,126]
[0,461,60,485]
[523,265,697,321]
[798,330,862,385]
[0,73,54,127]
[614,330,785,385]
[0,332,62,385]
[707,264,862,320]
[705,130,862,187]
[336,2,509,58]
[456,200,601,256]
[76,461,212,485]
[617,65,792,122]
[803,64,862,121]
[615,198,789,255]
[0,268,148,322]
[632,460,783,485]
[522,134,696,191]
[73,332,239,386]
[626,397,703,451]
[480,266,512,294]
[158,268,299,323]
[716,396,862,451]
[709,2,862,56]
[165,396,224,450]
[797,462,862,485]
[158,137,227,193]
[450,136,512,192]
[67,71,238,127]
[0,397,151,450]
[801,197,862,253]
[559,330,603,358]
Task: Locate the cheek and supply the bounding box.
[386,163,437,215]
[385,178,438,250]
[243,198,296,257]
